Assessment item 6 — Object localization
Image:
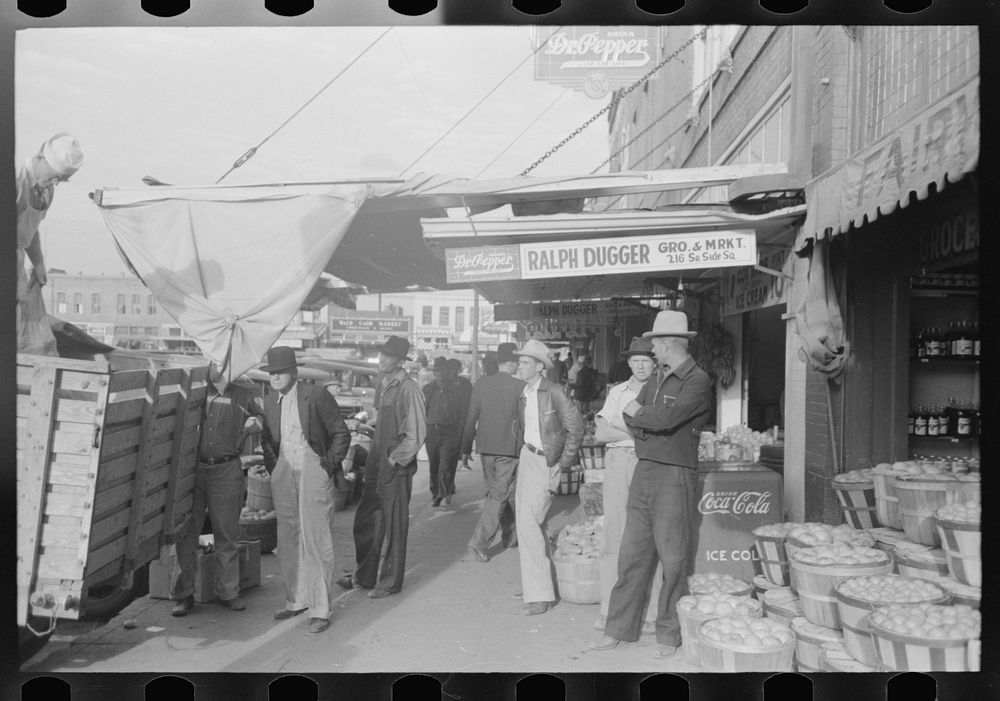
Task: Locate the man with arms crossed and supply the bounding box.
[514,339,583,615]
[462,342,524,562]
[591,311,712,658]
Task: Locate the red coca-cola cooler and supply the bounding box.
[692,461,783,582]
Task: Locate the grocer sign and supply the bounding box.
[723,247,791,315]
[494,300,642,323]
[917,208,978,266]
[533,26,659,98]
[446,231,757,283]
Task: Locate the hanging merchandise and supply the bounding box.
[690,322,738,389]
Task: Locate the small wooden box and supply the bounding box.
[238,540,261,591]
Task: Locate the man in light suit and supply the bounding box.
[259,346,351,634]
[462,342,525,562]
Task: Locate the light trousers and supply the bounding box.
[271,447,337,619]
[514,447,560,604]
[170,458,243,602]
[599,447,662,621]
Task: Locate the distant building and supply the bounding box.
[44,270,197,351]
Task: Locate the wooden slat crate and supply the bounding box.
[17,353,209,626]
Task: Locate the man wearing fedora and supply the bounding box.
[592,337,663,634]
[591,310,712,658]
[423,356,467,507]
[337,335,426,598]
[513,339,583,615]
[16,132,84,355]
[258,346,351,634]
[461,342,525,562]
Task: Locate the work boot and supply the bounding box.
[171,595,194,617]
[219,596,246,611]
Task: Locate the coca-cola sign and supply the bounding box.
[533,27,660,99]
[698,490,773,516]
[445,245,521,284]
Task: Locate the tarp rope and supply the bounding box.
[215,27,394,184]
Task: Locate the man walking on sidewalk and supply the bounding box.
[337,336,426,599]
[590,311,711,658]
[259,347,351,634]
[424,356,466,507]
[171,365,261,617]
[591,337,662,634]
[462,342,524,562]
[513,339,583,616]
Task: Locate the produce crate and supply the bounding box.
[245,470,273,512]
[789,554,893,629]
[16,354,209,626]
[556,468,582,496]
[553,557,600,604]
[791,616,842,672]
[869,618,978,671]
[752,527,789,586]
[238,539,261,591]
[894,476,980,547]
[935,514,980,587]
[872,466,907,530]
[834,577,950,667]
[238,517,277,554]
[696,620,795,672]
[833,480,878,529]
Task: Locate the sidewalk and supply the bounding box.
[23,458,703,673]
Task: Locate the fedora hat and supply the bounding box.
[643,310,697,338]
[621,336,655,358]
[260,346,304,373]
[496,342,518,364]
[433,356,449,371]
[41,132,84,181]
[515,339,554,370]
[379,335,412,361]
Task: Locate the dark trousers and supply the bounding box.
[426,428,461,498]
[353,460,416,593]
[468,454,518,551]
[604,461,698,647]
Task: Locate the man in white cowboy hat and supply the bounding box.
[336,335,426,599]
[462,342,525,561]
[591,310,712,658]
[513,338,584,615]
[258,346,351,634]
[16,132,84,355]
[591,336,663,635]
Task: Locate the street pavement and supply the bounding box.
[22,457,704,674]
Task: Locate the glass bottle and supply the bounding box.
[914,406,928,436]
[913,328,923,358]
[927,406,940,436]
[972,321,980,357]
[955,321,974,357]
[937,403,951,437]
[907,407,915,435]
[945,322,957,357]
[956,400,972,437]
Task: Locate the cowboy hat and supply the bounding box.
[643,310,697,338]
[620,336,656,358]
[379,335,412,361]
[41,133,84,181]
[496,342,518,364]
[260,346,304,373]
[515,339,554,369]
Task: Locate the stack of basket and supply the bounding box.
[752,522,794,587]
[867,602,981,671]
[791,616,843,672]
[934,501,981,588]
[893,473,980,546]
[872,463,909,530]
[832,468,878,529]
[676,591,761,666]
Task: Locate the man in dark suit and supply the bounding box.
[423,356,466,507]
[461,342,525,562]
[258,346,351,634]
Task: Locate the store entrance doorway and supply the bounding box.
[745,305,786,432]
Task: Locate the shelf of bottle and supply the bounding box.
[909,434,979,442]
[909,356,980,365]
[910,287,980,297]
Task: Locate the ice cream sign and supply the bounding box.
[445,231,756,283]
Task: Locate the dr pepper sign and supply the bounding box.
[445,231,757,284]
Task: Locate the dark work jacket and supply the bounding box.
[260,382,351,483]
[423,379,466,434]
[624,356,712,469]
[462,370,525,457]
[516,376,584,470]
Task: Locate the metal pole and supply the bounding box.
[471,289,480,382]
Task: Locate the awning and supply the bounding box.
[421,205,806,304]
[797,77,978,252]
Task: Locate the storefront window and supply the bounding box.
[147,294,156,315]
[56,292,67,314]
[131,294,141,315]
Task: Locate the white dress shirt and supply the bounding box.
[596,378,645,448]
[522,375,543,448]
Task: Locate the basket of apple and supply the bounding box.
[697,615,795,672]
[832,469,878,529]
[789,544,892,628]
[891,541,950,581]
[688,572,753,598]
[834,574,951,667]
[676,592,762,666]
[934,501,981,587]
[894,473,980,547]
[752,522,796,586]
[784,523,875,565]
[868,603,980,671]
[762,587,803,627]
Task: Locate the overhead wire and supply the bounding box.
[215,27,394,184]
[474,87,571,179]
[398,26,565,177]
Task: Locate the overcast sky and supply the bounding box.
[16,26,614,274]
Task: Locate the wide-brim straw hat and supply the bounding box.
[643,310,697,338]
[515,339,554,369]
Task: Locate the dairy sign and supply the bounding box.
[534,27,659,98]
